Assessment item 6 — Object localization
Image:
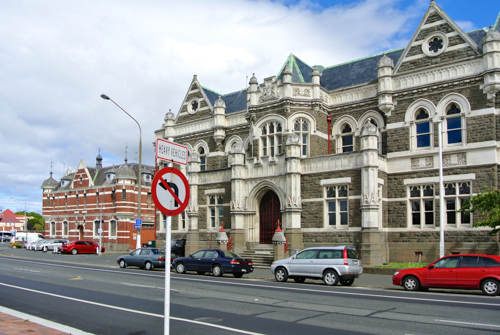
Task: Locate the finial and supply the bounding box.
[125,144,128,164]
[50,160,53,177]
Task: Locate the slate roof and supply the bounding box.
[199,28,489,115]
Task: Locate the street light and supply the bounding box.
[101,94,142,250]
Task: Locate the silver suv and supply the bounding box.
[270,246,363,286]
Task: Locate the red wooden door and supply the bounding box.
[259,191,281,244]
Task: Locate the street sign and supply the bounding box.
[151,167,190,216]
[134,224,141,230]
[156,138,188,165]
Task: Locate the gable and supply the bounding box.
[176,77,215,123]
[394,4,482,74]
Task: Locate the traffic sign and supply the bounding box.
[134,224,141,230]
[156,138,188,165]
[151,167,190,216]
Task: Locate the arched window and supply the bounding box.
[446,104,462,144]
[199,147,206,171]
[415,109,431,148]
[261,121,283,157]
[293,118,309,156]
[341,124,354,153]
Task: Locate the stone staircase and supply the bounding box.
[239,245,274,269]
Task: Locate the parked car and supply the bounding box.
[270,246,363,286]
[36,239,69,252]
[31,239,49,251]
[59,241,105,255]
[392,254,500,296]
[117,248,166,270]
[171,238,186,257]
[173,249,253,278]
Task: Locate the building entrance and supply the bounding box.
[259,191,281,244]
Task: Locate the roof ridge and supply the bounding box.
[323,47,405,70]
[201,85,247,98]
[494,10,500,30]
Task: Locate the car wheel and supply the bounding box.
[233,273,243,278]
[175,262,186,274]
[481,278,500,296]
[340,278,354,286]
[323,270,339,286]
[274,267,288,282]
[402,276,420,291]
[145,261,153,271]
[212,264,223,277]
[293,277,305,283]
[119,259,127,268]
[71,249,78,255]
[196,271,205,275]
[42,246,48,252]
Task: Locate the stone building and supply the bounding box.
[155,2,500,264]
[41,154,156,251]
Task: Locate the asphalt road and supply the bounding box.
[1,248,500,334]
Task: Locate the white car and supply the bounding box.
[37,239,69,252]
[31,239,49,251]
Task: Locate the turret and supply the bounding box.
[377,53,394,116]
[482,27,500,99]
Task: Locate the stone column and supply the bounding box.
[283,134,303,252]
[482,28,500,99]
[272,220,286,261]
[377,54,394,116]
[186,153,201,255]
[359,121,387,265]
[213,96,226,151]
[229,143,248,254]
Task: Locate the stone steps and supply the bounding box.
[239,249,274,269]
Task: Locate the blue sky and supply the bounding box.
[0,0,498,214]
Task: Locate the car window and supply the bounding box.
[347,249,359,259]
[479,257,500,267]
[151,249,160,254]
[433,256,459,268]
[318,250,335,259]
[459,256,478,268]
[192,251,205,258]
[76,241,84,245]
[296,250,318,260]
[141,249,150,255]
[204,250,218,258]
[131,250,140,256]
[223,251,241,258]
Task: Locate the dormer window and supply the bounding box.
[106,173,115,181]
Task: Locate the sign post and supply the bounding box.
[151,163,190,335]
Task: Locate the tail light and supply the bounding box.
[230,260,241,265]
[248,261,253,266]
[158,257,165,261]
[343,248,348,265]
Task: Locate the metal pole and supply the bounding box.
[438,119,445,258]
[25,201,27,243]
[164,137,174,335]
[100,94,142,250]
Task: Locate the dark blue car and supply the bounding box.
[173,249,253,278]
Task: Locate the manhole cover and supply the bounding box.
[194,317,223,323]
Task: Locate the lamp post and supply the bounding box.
[101,94,142,250]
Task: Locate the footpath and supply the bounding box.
[0,247,398,334]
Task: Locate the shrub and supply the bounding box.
[10,242,22,249]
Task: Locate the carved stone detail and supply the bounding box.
[361,192,379,206]
[443,153,466,167]
[320,92,329,103]
[411,157,433,170]
[231,198,247,210]
[286,196,302,208]
[259,84,281,102]
[293,87,311,97]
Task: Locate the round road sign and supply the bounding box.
[151,167,190,216]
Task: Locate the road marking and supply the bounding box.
[13,268,40,273]
[70,278,83,280]
[436,319,500,329]
[121,283,162,289]
[0,282,265,335]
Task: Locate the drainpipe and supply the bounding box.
[327,115,332,154]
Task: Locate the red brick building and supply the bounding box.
[41,154,156,251]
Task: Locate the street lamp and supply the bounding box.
[101,94,142,250]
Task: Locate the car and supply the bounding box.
[270,246,363,286]
[173,249,253,278]
[37,239,69,252]
[171,238,186,257]
[31,239,49,251]
[392,254,500,296]
[59,241,105,255]
[117,248,166,270]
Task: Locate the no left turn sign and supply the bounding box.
[151,167,190,216]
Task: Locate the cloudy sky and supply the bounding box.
[1,0,498,214]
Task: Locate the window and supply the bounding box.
[325,185,349,227]
[122,189,126,201]
[199,147,206,171]
[62,221,68,236]
[147,192,152,208]
[208,195,224,229]
[179,211,186,230]
[46,197,50,207]
[293,118,309,156]
[84,194,87,208]
[111,191,116,206]
[65,195,68,209]
[96,192,99,208]
[261,121,283,157]
[445,104,463,144]
[415,109,431,148]
[50,221,56,236]
[94,220,100,236]
[296,249,318,259]
[109,220,117,237]
[409,185,434,227]
[434,256,459,268]
[444,181,471,227]
[76,194,79,208]
[340,124,354,153]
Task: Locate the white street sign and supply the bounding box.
[156,138,188,165]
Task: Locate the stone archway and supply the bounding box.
[77,224,84,240]
[259,190,281,244]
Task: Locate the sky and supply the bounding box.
[0,0,498,214]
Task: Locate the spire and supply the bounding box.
[125,144,128,164]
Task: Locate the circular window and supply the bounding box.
[422,32,448,57]
[187,99,200,114]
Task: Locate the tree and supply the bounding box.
[15,211,45,231]
[460,186,500,234]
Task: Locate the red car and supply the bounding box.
[393,254,500,296]
[60,241,105,255]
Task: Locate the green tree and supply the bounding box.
[15,211,45,231]
[460,186,500,234]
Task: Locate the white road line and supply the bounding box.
[0,282,265,335]
[13,268,40,273]
[436,319,500,328]
[121,283,162,289]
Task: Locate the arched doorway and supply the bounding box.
[78,224,84,240]
[259,191,281,244]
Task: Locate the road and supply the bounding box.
[0,249,499,334]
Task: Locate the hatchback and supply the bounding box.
[392,254,500,296]
[60,241,105,254]
[270,246,363,286]
[117,248,166,270]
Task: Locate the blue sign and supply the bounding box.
[134,219,142,230]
